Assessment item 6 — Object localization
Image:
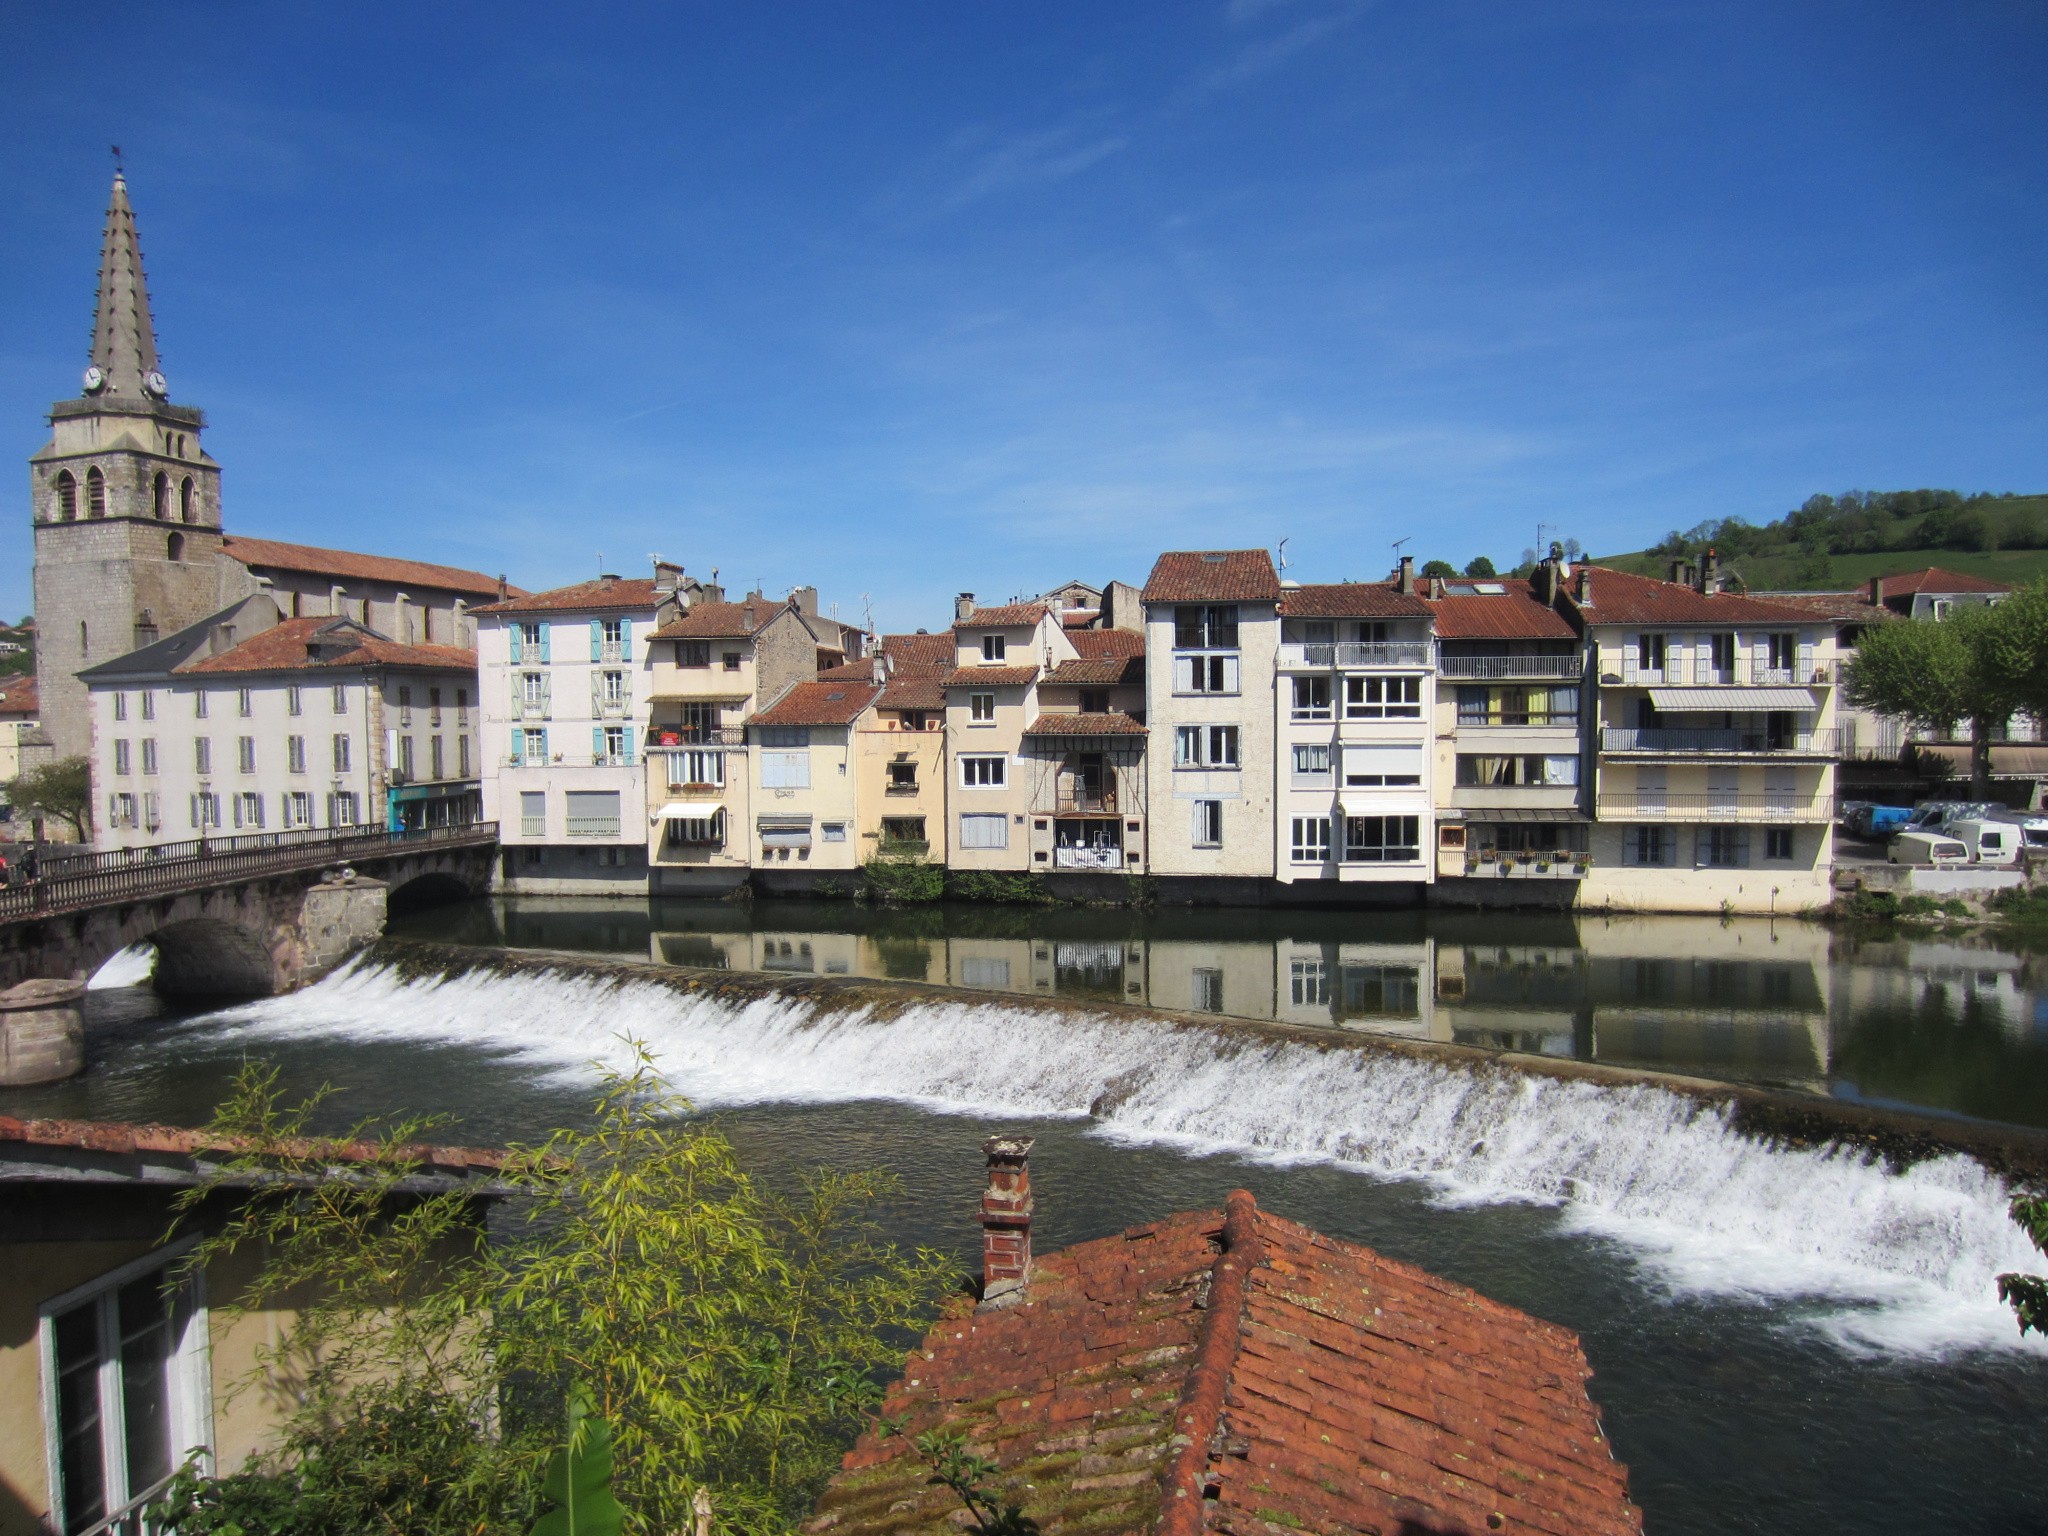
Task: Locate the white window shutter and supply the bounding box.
[1622,635,1638,683]
[1797,640,1813,681]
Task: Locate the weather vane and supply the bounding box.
[111,144,123,173]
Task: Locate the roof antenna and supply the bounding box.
[1392,535,1411,576]
[1276,537,1290,579]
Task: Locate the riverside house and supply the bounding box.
[846,632,954,867]
[941,600,1081,874]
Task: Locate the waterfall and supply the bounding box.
[203,957,2048,1360]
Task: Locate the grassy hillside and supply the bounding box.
[1596,543,2048,592]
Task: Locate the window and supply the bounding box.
[429,736,444,779]
[981,634,1007,663]
[599,726,628,765]
[398,685,412,725]
[723,651,742,671]
[1173,605,1239,649]
[1765,827,1795,861]
[40,1246,207,1535]
[287,685,302,716]
[601,671,626,708]
[1298,620,1334,644]
[1078,689,1110,714]
[1344,815,1421,862]
[190,791,221,829]
[822,822,848,843]
[665,813,724,848]
[1192,799,1223,848]
[520,790,547,837]
[235,791,264,828]
[237,736,256,774]
[881,816,927,846]
[1290,958,1329,1007]
[1454,754,1576,787]
[1291,816,1331,863]
[193,738,211,776]
[459,735,472,777]
[1709,633,1736,674]
[284,790,314,827]
[1344,675,1420,719]
[332,733,352,772]
[332,682,348,713]
[518,621,545,659]
[1456,685,1577,726]
[760,752,811,788]
[1191,967,1225,1011]
[1173,653,1240,694]
[959,812,1009,849]
[1636,633,1667,673]
[1700,826,1750,868]
[193,691,208,719]
[757,726,807,747]
[113,739,130,775]
[969,691,996,724]
[108,792,137,828]
[517,727,547,764]
[566,790,623,837]
[887,760,918,789]
[1766,632,1798,672]
[1343,745,1424,787]
[237,687,253,718]
[961,755,1007,788]
[601,617,624,655]
[521,671,546,709]
[112,692,127,722]
[1291,743,1331,780]
[1291,676,1332,720]
[179,477,194,522]
[54,469,77,520]
[679,640,711,666]
[1174,725,1239,768]
[1626,826,1676,866]
[665,748,724,786]
[86,465,107,517]
[140,738,157,775]
[398,736,416,779]
[287,735,306,773]
[330,791,360,826]
[140,690,154,721]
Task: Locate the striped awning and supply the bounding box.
[1648,687,1816,711]
[658,801,721,821]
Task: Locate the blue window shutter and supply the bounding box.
[622,725,635,764]
[593,726,605,760]
[621,619,632,663]
[538,625,551,664]
[591,619,603,662]
[509,623,522,663]
[509,732,522,766]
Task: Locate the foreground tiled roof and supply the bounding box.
[176,618,476,676]
[1024,712,1148,736]
[1069,629,1146,659]
[1568,566,1821,626]
[0,675,37,717]
[1428,581,1579,640]
[1751,591,1901,624]
[942,666,1040,688]
[475,577,661,615]
[1281,581,1434,619]
[0,1113,508,1175]
[1143,550,1282,604]
[811,1191,1639,1536]
[956,603,1051,630]
[650,600,785,639]
[1043,656,1144,687]
[751,680,881,727]
[221,535,507,598]
[884,632,959,668]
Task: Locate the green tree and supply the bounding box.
[5,754,91,840]
[1462,556,1497,579]
[1999,1194,2048,1336]
[1843,600,2036,795]
[1419,559,1458,581]
[165,1056,958,1536]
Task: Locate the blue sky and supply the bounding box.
[2,1,2043,630]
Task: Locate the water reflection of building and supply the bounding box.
[1833,937,2037,1039]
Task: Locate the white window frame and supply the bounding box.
[1192,799,1223,848]
[960,755,1007,788]
[968,692,996,724]
[1290,676,1332,721]
[1290,816,1331,864]
[981,634,1007,663]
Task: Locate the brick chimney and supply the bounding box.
[1699,548,1720,594]
[1576,566,1593,605]
[979,1134,1035,1308]
[1869,575,1885,608]
[496,573,509,602]
[1397,555,1416,596]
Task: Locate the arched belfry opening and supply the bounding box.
[85,467,106,518]
[54,470,78,521]
[179,476,195,523]
[152,471,169,518]
[167,531,185,563]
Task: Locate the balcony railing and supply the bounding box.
[1608,660,1837,687]
[1602,727,1839,755]
[503,752,641,768]
[1597,793,1834,822]
[1054,846,1125,870]
[1053,790,1117,815]
[648,727,746,747]
[1439,654,1584,680]
[1286,641,1434,669]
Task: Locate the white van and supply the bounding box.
[1887,831,1970,867]
[1945,819,2021,866]
[1987,810,2048,850]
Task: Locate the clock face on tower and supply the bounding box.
[143,370,168,398]
[82,365,105,393]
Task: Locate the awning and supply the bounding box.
[1337,797,1428,818]
[1648,687,1816,711]
[757,814,813,847]
[1915,744,2048,777]
[659,801,722,821]
[1443,808,1592,824]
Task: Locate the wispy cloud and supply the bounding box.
[1189,1,1371,101]
[919,119,1131,218]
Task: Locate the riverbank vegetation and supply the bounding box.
[155,1054,958,1536]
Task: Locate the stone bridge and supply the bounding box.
[0,824,498,997]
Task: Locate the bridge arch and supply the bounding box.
[147,917,279,997]
[387,869,479,914]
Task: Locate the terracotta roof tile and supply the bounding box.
[884,632,959,668]
[750,680,880,727]
[648,600,784,638]
[1570,566,1823,626]
[0,1113,508,1173]
[955,603,1051,629]
[1024,712,1148,736]
[0,676,38,717]
[1142,550,1282,603]
[878,674,947,713]
[942,666,1040,688]
[475,577,661,615]
[1069,629,1145,659]
[220,535,506,598]
[1043,656,1144,686]
[1427,581,1579,640]
[810,1192,1640,1536]
[1750,591,1900,624]
[1280,581,1433,619]
[175,618,476,676]
[1872,565,2013,596]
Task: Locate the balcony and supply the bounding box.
[1054,846,1125,871]
[1602,727,1839,755]
[1439,654,1583,681]
[1283,641,1434,669]
[648,726,746,747]
[1463,849,1591,879]
[1597,793,1835,822]
[1052,789,1118,815]
[1606,660,1836,687]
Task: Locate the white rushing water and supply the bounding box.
[201,958,2048,1360]
[87,944,158,990]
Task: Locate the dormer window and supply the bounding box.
[981,634,1007,663]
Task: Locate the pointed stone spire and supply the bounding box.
[86,172,164,401]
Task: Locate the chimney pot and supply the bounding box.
[1869,575,1885,607]
[1576,567,1592,604]
[1397,556,1416,596]
[979,1134,1035,1308]
[956,592,977,622]
[496,574,509,601]
[1700,548,1720,594]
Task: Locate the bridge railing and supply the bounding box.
[0,822,499,923]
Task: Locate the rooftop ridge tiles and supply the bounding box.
[1157,1188,1264,1536]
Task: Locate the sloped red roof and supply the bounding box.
[475,577,660,615]
[956,603,1051,630]
[1751,591,1900,624]
[649,600,796,639]
[221,536,505,598]
[1024,712,1148,736]
[1142,550,1282,603]
[1568,566,1820,626]
[1281,581,1433,619]
[884,632,958,667]
[812,1191,1639,1536]
[1872,566,2012,597]
[176,618,476,676]
[877,674,947,713]
[0,675,38,717]
[1069,628,1145,658]
[942,666,1039,688]
[1044,656,1144,687]
[1059,609,1101,628]
[814,658,879,683]
[1428,581,1579,640]
[750,680,880,727]
[0,1113,507,1174]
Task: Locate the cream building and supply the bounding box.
[743,679,880,881]
[1022,629,1149,874]
[1141,550,1283,886]
[850,632,953,867]
[941,601,1080,873]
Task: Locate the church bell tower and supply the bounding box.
[30,171,229,759]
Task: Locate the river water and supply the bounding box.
[12,898,2048,1535]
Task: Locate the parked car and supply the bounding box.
[1846,804,1914,840]
[1907,800,2005,832]
[1986,809,2048,849]
[1887,831,1971,867]
[1944,819,2022,866]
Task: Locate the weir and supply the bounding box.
[234,939,2048,1359]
